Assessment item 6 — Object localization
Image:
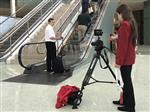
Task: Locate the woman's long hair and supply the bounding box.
[113,12,120,31]
[116,4,138,46]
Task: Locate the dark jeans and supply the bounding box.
[120,65,135,108]
[45,42,56,72]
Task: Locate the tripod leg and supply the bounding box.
[72,54,99,109]
[82,54,99,89]
[100,54,116,81]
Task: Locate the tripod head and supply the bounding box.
[91,29,104,53]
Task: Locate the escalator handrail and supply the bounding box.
[18,42,45,69]
[55,1,81,51]
[0,0,37,26]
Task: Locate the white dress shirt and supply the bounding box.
[44,24,56,42]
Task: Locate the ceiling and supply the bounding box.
[119,0,147,10]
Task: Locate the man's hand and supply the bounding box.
[56,32,61,37]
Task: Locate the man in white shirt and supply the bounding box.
[44,18,62,73]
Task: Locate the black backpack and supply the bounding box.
[67,90,82,106]
[53,56,65,73]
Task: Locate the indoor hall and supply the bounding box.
[0,0,150,112]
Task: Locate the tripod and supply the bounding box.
[72,44,117,109]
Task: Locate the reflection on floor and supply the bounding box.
[137,45,150,55]
[63,49,83,66]
[3,71,73,85]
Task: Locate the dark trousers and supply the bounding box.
[45,42,56,72]
[120,65,135,108]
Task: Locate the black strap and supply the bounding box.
[72,91,83,109]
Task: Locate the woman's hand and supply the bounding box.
[109,33,118,41]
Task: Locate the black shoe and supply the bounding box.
[64,68,70,72]
[113,100,124,105]
[47,70,54,74]
[118,106,135,112]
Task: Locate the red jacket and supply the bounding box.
[116,21,136,66]
[55,85,79,109]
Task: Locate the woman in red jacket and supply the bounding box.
[112,4,138,112]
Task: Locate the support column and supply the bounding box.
[10,0,16,17]
[144,0,150,45]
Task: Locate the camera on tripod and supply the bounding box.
[72,29,117,109]
[94,29,103,36]
[91,29,104,51]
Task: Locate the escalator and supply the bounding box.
[18,0,107,75]
[0,0,61,60]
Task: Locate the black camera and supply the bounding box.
[94,29,103,36]
[91,29,103,51]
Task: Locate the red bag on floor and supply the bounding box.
[120,92,124,105]
[55,85,80,109]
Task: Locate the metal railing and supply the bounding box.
[0,0,48,42]
[0,0,42,26]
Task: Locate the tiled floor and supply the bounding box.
[0,45,150,112]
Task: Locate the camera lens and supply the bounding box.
[94,29,103,36]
